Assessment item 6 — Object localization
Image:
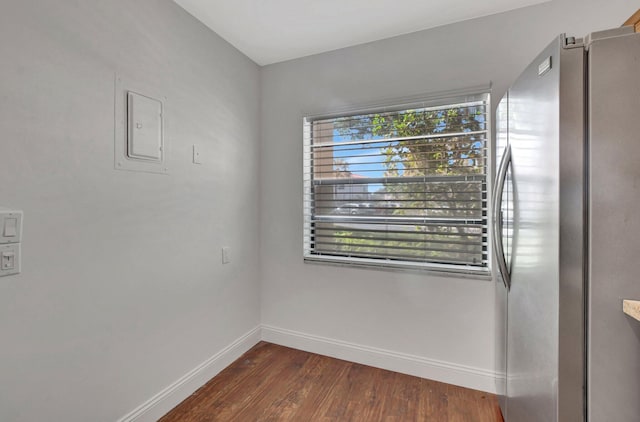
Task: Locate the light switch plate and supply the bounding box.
[193,144,202,164]
[222,246,231,264]
[0,244,20,277]
[0,210,23,244]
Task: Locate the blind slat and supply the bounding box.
[311,130,488,148]
[312,102,487,128]
[310,250,485,266]
[312,234,486,247]
[311,175,486,185]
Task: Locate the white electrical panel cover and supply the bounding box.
[127,92,163,161]
[114,75,168,174]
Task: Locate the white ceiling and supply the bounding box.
[174,0,550,66]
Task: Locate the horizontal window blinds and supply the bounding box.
[303,94,489,273]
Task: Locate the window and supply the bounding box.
[303,93,490,275]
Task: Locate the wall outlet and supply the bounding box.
[193,144,202,164]
[0,243,20,277]
[222,246,231,264]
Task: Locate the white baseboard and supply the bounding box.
[117,326,262,422]
[261,325,497,394]
[118,323,497,422]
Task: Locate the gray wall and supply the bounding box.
[0,1,260,421]
[0,0,636,420]
[259,0,633,386]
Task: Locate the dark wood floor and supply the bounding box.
[160,342,503,422]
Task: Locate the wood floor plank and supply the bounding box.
[287,354,347,420]
[230,347,312,421]
[160,342,504,422]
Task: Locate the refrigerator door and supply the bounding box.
[506,36,562,422]
[587,28,640,422]
[504,36,585,421]
[494,93,510,418]
[556,39,586,422]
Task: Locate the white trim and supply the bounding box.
[117,326,262,422]
[261,324,497,394]
[118,324,497,421]
[302,255,492,281]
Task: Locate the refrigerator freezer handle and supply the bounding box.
[492,144,511,290]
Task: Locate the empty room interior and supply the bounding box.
[1,1,639,421]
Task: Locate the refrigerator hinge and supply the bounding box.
[562,34,584,49]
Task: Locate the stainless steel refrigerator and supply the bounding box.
[493,26,640,422]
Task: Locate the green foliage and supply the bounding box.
[334,105,486,178]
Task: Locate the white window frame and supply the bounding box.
[303,91,492,277]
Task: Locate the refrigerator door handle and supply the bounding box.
[493,144,511,290]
